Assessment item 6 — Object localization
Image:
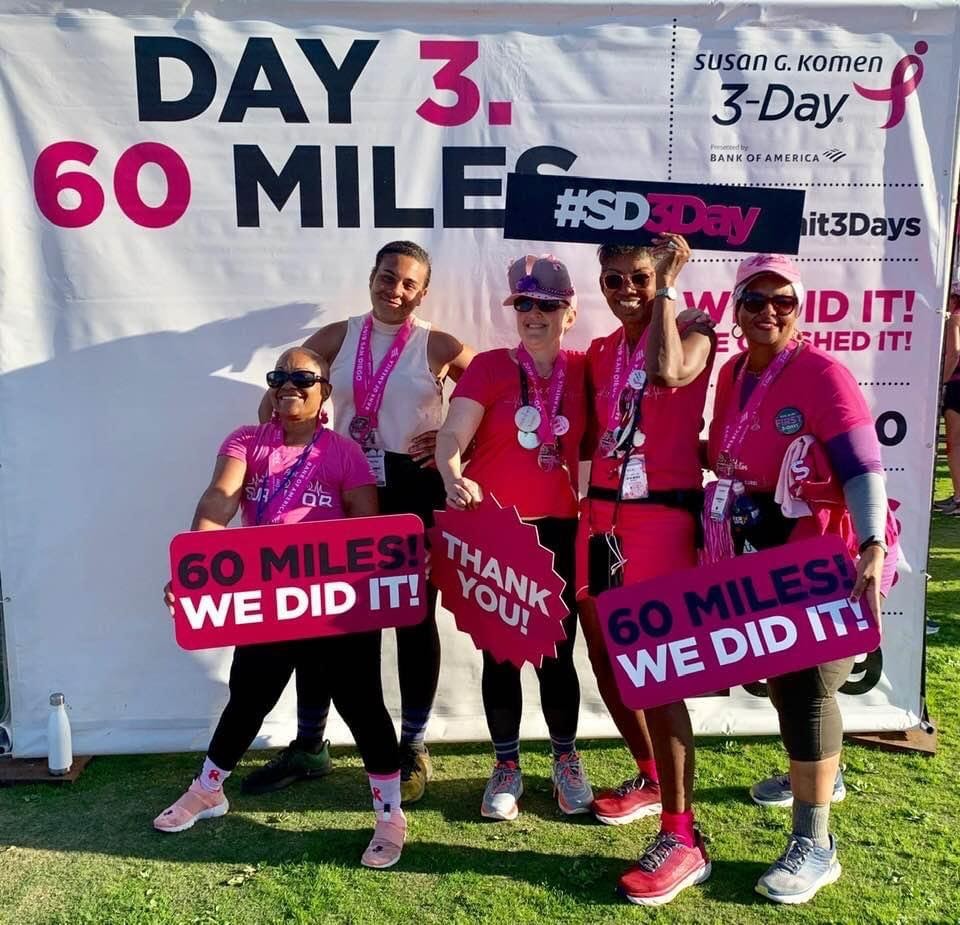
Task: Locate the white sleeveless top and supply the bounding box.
[329,313,444,454]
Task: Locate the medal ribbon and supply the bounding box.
[352,314,415,430]
[717,341,800,475]
[517,344,567,445]
[605,329,648,433]
[256,427,324,525]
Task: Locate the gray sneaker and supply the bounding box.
[749,770,846,808]
[933,495,960,513]
[755,834,841,904]
[552,751,594,815]
[481,761,523,821]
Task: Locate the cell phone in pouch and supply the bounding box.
[588,532,624,596]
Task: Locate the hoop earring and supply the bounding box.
[732,323,743,338]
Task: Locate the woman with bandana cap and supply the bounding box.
[436,254,592,822]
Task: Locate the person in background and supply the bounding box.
[158,348,407,869]
[253,241,473,803]
[933,280,960,519]
[436,254,592,821]
[574,236,717,906]
[705,253,898,904]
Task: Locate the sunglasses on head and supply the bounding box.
[601,271,652,291]
[513,297,568,313]
[737,291,799,315]
[266,370,329,389]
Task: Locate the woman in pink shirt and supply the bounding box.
[155,347,406,870]
[435,255,591,823]
[705,253,896,904]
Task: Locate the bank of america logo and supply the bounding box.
[823,149,847,162]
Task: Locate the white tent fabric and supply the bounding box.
[0,1,958,757]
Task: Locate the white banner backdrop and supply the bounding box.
[0,1,958,757]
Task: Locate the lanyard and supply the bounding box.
[352,314,415,428]
[716,341,800,476]
[517,345,566,445]
[606,330,648,433]
[255,430,322,525]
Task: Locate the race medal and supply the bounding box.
[620,454,649,500]
[633,430,646,448]
[349,415,371,442]
[552,414,570,437]
[628,368,647,391]
[515,405,542,433]
[517,429,540,449]
[599,430,618,457]
[716,450,735,477]
[538,443,561,471]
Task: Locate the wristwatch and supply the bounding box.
[858,536,889,555]
[655,286,678,301]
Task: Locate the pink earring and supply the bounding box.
[320,410,329,425]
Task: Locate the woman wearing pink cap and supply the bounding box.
[435,254,592,822]
[157,347,407,869]
[704,253,898,904]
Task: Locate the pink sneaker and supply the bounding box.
[153,780,229,833]
[361,812,407,869]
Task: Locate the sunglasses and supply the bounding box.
[737,291,799,315]
[266,370,329,389]
[513,297,568,313]
[601,271,652,291]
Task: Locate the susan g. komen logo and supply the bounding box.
[853,41,926,129]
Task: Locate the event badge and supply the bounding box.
[517,429,540,449]
[538,443,562,471]
[628,369,647,391]
[365,447,387,487]
[620,454,649,500]
[552,414,570,437]
[710,478,733,521]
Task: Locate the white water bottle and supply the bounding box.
[47,693,73,776]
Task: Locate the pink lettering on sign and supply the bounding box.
[645,193,761,245]
[429,503,568,669]
[169,514,426,650]
[596,535,880,710]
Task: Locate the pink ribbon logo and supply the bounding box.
[854,42,926,129]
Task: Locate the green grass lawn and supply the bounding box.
[3,478,959,925]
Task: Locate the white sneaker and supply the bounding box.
[481,761,523,821]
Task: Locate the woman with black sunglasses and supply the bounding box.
[157,347,407,869]
[435,254,592,823]
[704,253,898,904]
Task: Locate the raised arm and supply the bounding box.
[645,234,715,387]
[435,396,486,508]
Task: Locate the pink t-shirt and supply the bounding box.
[218,422,375,526]
[707,344,871,491]
[586,327,713,492]
[451,348,586,519]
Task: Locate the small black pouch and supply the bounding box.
[588,532,625,596]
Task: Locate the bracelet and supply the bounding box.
[858,537,888,555]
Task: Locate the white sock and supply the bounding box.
[199,757,230,793]
[368,771,402,820]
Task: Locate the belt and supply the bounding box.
[586,486,704,511]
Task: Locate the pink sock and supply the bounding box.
[369,771,402,820]
[199,757,230,793]
[635,757,659,784]
[660,809,696,847]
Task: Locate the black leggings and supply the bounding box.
[767,656,855,762]
[295,453,443,719]
[208,632,398,775]
[481,517,581,747]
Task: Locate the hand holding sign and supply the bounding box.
[429,503,568,668]
[169,514,426,650]
[597,535,880,711]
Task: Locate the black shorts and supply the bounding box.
[943,380,960,415]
